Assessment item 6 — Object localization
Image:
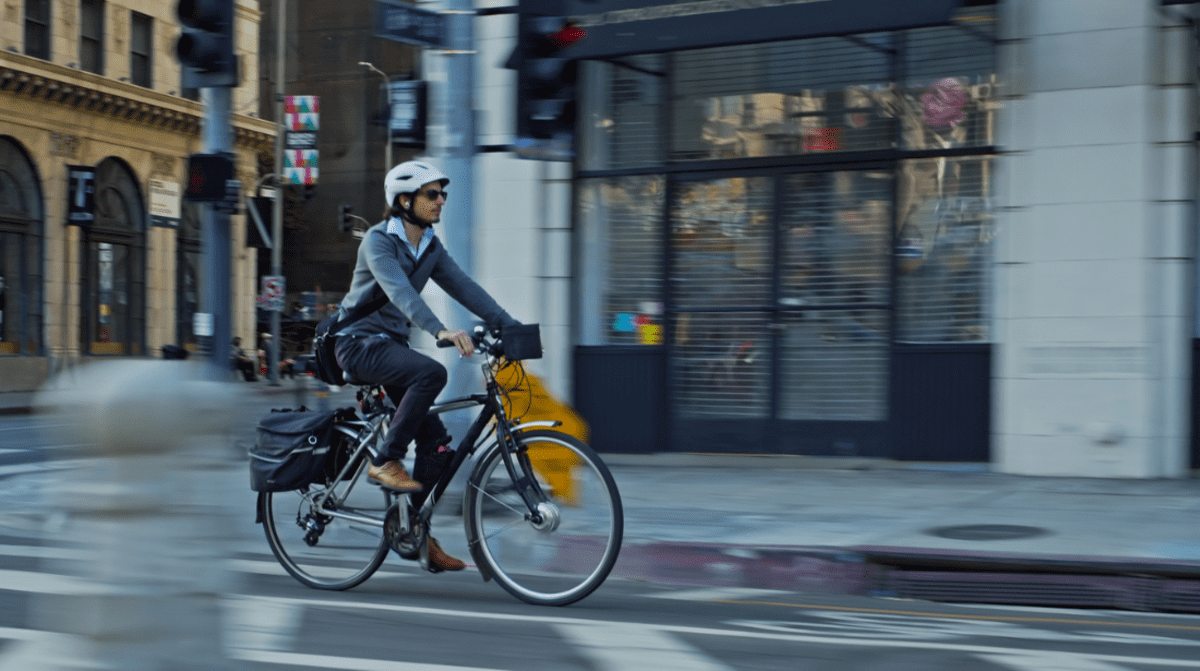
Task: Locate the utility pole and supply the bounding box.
[203,88,233,372]
[177,0,239,374]
[268,0,287,385]
[437,1,478,414]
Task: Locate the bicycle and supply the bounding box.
[255,325,624,606]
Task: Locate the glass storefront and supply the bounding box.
[576,4,997,454]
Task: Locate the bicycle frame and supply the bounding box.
[303,354,561,552]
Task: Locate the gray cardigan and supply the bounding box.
[336,222,516,342]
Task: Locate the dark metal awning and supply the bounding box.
[565,0,965,60]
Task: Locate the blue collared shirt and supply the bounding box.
[386,217,434,260]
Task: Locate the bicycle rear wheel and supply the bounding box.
[463,430,623,606]
[259,456,392,590]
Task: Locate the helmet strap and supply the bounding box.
[396,196,434,229]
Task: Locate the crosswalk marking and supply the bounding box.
[224,597,303,652]
[227,558,416,581]
[978,652,1132,670]
[229,649,504,670]
[649,587,792,602]
[0,544,89,561]
[556,623,735,671]
[0,569,120,596]
[0,459,87,478]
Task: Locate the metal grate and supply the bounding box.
[579,55,666,171]
[672,177,774,309]
[895,156,994,343]
[673,310,770,419]
[779,170,891,420]
[671,36,896,161]
[578,176,666,346]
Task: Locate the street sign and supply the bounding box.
[375,0,446,48]
[388,79,427,145]
[66,165,96,226]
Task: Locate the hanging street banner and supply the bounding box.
[284,96,319,185]
[260,275,286,311]
[375,0,446,48]
[149,179,181,228]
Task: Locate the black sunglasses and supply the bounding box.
[416,188,448,201]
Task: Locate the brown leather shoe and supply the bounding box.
[367,461,422,492]
[427,536,466,571]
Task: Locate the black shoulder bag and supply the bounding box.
[312,236,440,385]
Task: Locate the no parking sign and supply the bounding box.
[260,275,285,311]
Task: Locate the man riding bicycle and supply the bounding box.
[333,159,521,572]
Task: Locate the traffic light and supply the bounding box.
[175,0,238,88]
[512,0,585,159]
[183,153,235,202]
[339,204,353,231]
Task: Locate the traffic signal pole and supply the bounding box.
[202,87,233,373]
[268,0,286,386]
[436,0,479,431]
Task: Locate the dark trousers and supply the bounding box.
[333,335,452,494]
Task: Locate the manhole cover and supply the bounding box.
[927,524,1049,541]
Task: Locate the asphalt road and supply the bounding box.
[2,411,1200,669]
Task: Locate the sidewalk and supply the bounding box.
[5,379,1200,613]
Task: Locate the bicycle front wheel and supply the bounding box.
[259,459,392,591]
[463,430,623,606]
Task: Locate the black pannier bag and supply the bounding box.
[251,408,342,492]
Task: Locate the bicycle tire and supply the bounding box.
[463,429,623,606]
[259,455,392,591]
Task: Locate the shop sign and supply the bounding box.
[149,179,181,228]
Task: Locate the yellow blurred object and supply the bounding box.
[494,362,588,505]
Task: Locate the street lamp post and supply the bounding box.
[359,61,393,170]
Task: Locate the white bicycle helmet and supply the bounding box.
[384,160,450,207]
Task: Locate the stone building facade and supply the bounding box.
[0,0,273,391]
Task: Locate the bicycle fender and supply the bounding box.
[255,492,265,524]
[509,420,562,433]
[466,536,493,583]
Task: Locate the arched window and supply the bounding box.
[176,202,202,352]
[84,158,145,355]
[0,137,45,356]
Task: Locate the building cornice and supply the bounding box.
[0,53,275,152]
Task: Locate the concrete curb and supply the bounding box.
[607,541,1200,612]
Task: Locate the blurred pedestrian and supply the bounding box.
[230,337,257,381]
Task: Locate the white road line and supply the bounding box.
[649,587,792,601]
[978,652,1133,671]
[243,595,1200,668]
[229,649,504,670]
[0,545,89,561]
[228,558,416,581]
[223,596,304,652]
[556,623,735,671]
[0,569,120,596]
[0,460,88,478]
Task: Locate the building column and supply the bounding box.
[993,0,1196,477]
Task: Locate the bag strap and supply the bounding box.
[336,234,442,330]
